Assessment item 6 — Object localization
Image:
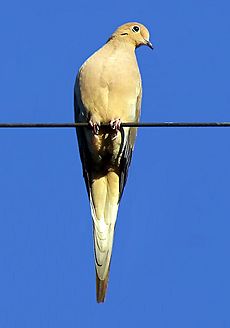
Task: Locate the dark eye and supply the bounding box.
[132,26,140,33]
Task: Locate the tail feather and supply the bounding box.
[90,172,119,302]
[96,271,109,303]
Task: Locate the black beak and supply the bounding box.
[146,40,154,50]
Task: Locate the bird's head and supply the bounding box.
[110,22,153,49]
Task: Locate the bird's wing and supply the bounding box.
[74,75,91,196]
[119,87,142,199]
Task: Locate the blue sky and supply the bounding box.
[0,0,230,327]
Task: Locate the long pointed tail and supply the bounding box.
[89,171,119,303]
[96,271,109,303]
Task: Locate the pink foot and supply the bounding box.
[89,120,100,135]
[110,118,121,140]
[110,118,121,132]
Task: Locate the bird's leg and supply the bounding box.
[110,119,121,139]
[89,120,100,135]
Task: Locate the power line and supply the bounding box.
[0,122,230,128]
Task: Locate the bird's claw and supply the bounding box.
[89,121,100,135]
[110,119,121,140]
[110,119,121,132]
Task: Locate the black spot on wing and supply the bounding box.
[118,128,133,201]
[74,92,92,197]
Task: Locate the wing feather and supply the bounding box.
[74,77,92,196]
[118,88,142,199]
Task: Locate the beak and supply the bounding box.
[145,39,154,50]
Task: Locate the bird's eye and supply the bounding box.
[132,26,140,33]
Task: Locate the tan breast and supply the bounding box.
[78,41,141,123]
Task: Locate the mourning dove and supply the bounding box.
[74,22,153,303]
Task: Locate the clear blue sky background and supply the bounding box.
[0,0,230,327]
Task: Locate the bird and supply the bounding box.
[74,22,153,303]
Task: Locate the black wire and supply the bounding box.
[0,122,230,128]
